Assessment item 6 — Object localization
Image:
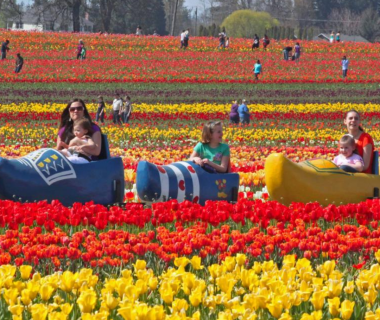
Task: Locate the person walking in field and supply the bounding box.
[14,53,24,73]
[262,35,270,50]
[253,60,262,81]
[252,34,259,50]
[341,56,349,80]
[76,40,84,59]
[330,31,335,43]
[112,93,123,125]
[1,40,10,60]
[294,42,301,62]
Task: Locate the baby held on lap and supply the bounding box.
[333,134,364,173]
[60,119,94,164]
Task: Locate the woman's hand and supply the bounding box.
[58,141,69,150]
[202,159,210,165]
[193,157,203,166]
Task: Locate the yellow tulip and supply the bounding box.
[148,276,158,290]
[327,279,343,298]
[190,256,203,270]
[30,304,48,320]
[47,312,67,320]
[267,296,283,319]
[300,311,322,320]
[189,286,204,307]
[103,292,119,310]
[125,285,139,302]
[341,300,355,320]
[59,271,76,293]
[136,279,148,295]
[19,265,33,280]
[223,257,236,272]
[310,290,326,311]
[344,281,355,294]
[283,255,296,268]
[364,311,377,320]
[364,286,378,307]
[133,260,146,271]
[118,306,133,320]
[375,249,380,263]
[159,281,174,305]
[236,254,247,267]
[8,304,23,316]
[172,298,188,313]
[279,312,293,320]
[39,284,55,301]
[328,297,340,316]
[4,288,19,306]
[77,289,97,313]
[174,257,190,268]
[60,303,73,315]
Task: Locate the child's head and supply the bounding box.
[74,119,94,138]
[201,121,223,144]
[339,134,356,158]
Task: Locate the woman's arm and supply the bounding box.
[362,143,373,171]
[190,151,203,166]
[76,131,101,156]
[56,135,69,150]
[202,155,230,173]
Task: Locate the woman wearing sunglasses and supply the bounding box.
[56,99,102,160]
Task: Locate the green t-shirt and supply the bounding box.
[194,142,230,165]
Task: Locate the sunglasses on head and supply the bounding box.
[69,106,84,112]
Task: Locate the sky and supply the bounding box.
[184,0,203,10]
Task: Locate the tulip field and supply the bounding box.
[2,30,380,319]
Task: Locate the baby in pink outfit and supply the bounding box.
[333,134,364,172]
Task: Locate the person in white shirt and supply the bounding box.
[112,93,123,125]
[180,30,185,49]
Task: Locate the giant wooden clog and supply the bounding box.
[136,161,239,205]
[265,153,379,206]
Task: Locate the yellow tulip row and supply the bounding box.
[0,123,369,143]
[2,255,379,320]
[1,102,380,114]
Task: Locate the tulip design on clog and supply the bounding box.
[216,179,228,198]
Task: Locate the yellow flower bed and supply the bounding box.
[1,102,380,113]
[1,255,377,320]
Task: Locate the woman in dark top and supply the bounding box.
[229,100,239,124]
[96,96,105,124]
[57,98,102,160]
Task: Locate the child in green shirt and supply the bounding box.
[190,121,231,173]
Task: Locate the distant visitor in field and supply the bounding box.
[225,37,230,48]
[121,95,132,124]
[184,29,190,49]
[238,99,250,124]
[343,110,374,173]
[253,60,262,81]
[229,100,239,124]
[294,42,301,62]
[190,121,231,173]
[112,93,123,125]
[57,99,102,161]
[330,31,335,43]
[262,35,270,50]
[60,119,95,164]
[252,34,260,50]
[1,39,10,60]
[96,96,105,124]
[283,46,292,61]
[180,30,186,49]
[218,29,226,49]
[76,40,84,60]
[14,53,23,73]
[342,56,349,79]
[136,26,142,35]
[333,134,364,173]
[336,31,341,42]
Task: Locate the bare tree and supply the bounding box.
[99,0,117,32]
[326,8,360,35]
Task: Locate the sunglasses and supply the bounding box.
[69,106,84,112]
